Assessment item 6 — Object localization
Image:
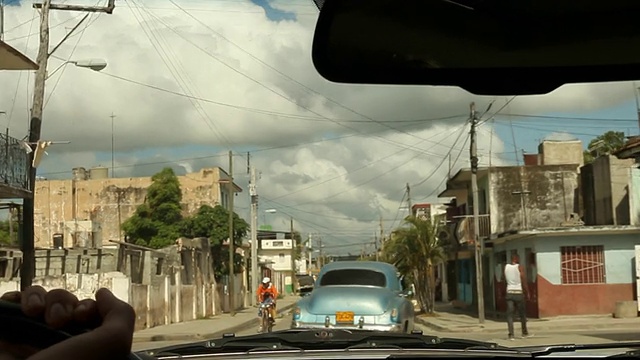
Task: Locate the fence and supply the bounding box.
[0,132,29,191]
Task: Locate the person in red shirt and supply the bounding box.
[256,277,278,322]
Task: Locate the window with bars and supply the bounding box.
[560,245,605,284]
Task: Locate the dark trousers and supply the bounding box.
[506,292,528,337]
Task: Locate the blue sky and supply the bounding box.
[250,0,297,21]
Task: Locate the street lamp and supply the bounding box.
[46,58,107,79]
[262,208,276,227]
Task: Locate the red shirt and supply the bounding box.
[257,283,278,302]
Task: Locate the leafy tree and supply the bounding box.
[583,130,626,164]
[0,209,19,246]
[122,168,184,249]
[181,204,249,279]
[0,220,12,245]
[381,215,444,314]
[292,231,303,260]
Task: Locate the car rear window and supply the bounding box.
[297,275,314,286]
[319,269,386,287]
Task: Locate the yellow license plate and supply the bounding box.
[336,311,354,323]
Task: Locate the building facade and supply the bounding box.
[439,139,640,317]
[34,167,241,249]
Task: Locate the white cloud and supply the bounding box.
[544,132,579,142]
[0,0,635,253]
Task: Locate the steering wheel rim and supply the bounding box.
[0,299,149,360]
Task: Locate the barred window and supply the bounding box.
[560,245,605,284]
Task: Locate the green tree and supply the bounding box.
[583,130,626,164]
[382,215,444,314]
[181,204,249,279]
[122,168,184,248]
[0,220,12,245]
[0,208,20,246]
[292,231,303,260]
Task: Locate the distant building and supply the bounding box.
[33,167,241,249]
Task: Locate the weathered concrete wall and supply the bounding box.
[582,155,636,226]
[0,248,117,279]
[0,240,247,331]
[34,167,239,248]
[0,271,243,331]
[489,165,580,233]
[538,140,583,168]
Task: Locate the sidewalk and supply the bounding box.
[417,303,640,333]
[133,296,299,342]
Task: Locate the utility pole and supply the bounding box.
[290,217,297,294]
[307,233,313,272]
[227,150,235,316]
[470,102,485,324]
[249,166,258,306]
[379,215,384,260]
[406,183,412,215]
[1,0,5,41]
[110,113,115,177]
[21,0,115,291]
[374,233,379,261]
[318,237,324,268]
[21,0,52,290]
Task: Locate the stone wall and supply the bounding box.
[34,167,241,248]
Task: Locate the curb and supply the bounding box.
[415,317,640,334]
[134,302,298,342]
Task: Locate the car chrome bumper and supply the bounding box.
[291,321,403,333]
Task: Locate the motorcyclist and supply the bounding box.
[256,277,278,323]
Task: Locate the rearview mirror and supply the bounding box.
[312,0,640,95]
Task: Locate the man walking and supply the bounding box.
[504,254,530,340]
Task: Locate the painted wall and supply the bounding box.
[488,165,580,234]
[631,167,640,226]
[493,233,638,317]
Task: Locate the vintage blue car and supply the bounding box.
[291,261,415,333]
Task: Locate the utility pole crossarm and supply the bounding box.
[33,0,115,13]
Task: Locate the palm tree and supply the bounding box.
[382,215,444,314]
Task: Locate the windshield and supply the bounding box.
[0,0,638,356]
[319,269,386,287]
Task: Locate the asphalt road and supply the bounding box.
[133,320,640,353]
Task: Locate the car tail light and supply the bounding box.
[390,308,398,320]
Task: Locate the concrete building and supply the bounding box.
[1,41,37,200]
[1,40,38,70]
[439,139,640,317]
[581,154,637,226]
[257,230,298,295]
[33,167,241,249]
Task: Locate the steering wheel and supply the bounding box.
[0,299,154,360]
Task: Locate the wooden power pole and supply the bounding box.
[21,0,115,290]
[470,102,485,324]
[227,150,235,316]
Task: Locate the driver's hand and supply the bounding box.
[0,286,135,360]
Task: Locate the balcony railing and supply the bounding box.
[0,132,29,191]
[453,214,491,244]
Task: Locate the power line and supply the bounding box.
[96,71,466,124]
[269,124,466,202]
[134,5,476,158]
[288,123,468,208]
